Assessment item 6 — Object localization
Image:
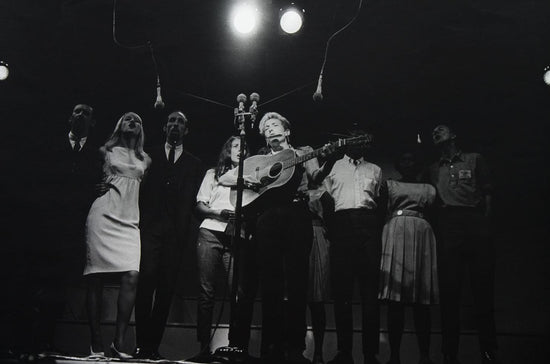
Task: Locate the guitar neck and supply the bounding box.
[282,136,366,170]
[284,148,324,169]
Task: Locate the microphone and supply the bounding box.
[237,93,247,113]
[154,76,165,109]
[312,74,323,102]
[249,92,259,112]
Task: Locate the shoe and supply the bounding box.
[36,344,66,358]
[364,353,380,364]
[327,351,354,364]
[149,350,166,361]
[87,346,106,360]
[481,351,501,364]
[110,342,133,359]
[132,347,149,359]
[443,354,460,364]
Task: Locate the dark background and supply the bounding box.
[0,0,548,352]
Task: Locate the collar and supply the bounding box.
[68,131,87,143]
[165,142,183,151]
[345,154,364,165]
[439,150,463,165]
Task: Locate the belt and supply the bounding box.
[390,209,424,219]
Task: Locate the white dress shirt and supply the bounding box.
[196,169,235,232]
[68,131,87,151]
[164,142,184,163]
[324,155,382,211]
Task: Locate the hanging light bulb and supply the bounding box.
[0,61,9,81]
[279,3,305,34]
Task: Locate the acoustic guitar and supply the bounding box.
[229,134,372,211]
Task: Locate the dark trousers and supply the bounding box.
[135,222,182,351]
[437,208,497,355]
[330,209,381,355]
[255,201,312,354]
[228,233,259,350]
[196,228,233,347]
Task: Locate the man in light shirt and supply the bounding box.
[317,127,383,364]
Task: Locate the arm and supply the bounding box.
[195,201,234,222]
[476,153,493,218]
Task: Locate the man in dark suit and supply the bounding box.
[25,103,101,358]
[134,111,204,360]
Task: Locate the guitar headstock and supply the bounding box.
[334,133,373,148]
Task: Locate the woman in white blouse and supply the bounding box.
[194,136,248,356]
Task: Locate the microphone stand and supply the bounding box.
[212,107,257,364]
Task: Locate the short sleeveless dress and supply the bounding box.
[83,146,150,275]
[379,180,439,304]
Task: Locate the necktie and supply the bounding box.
[168,145,175,163]
[73,139,81,152]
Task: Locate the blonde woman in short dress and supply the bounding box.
[83,112,151,359]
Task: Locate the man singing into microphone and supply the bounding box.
[134,111,204,360]
[225,112,329,364]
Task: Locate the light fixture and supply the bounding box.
[0,61,9,81]
[231,3,260,35]
[279,3,304,34]
[544,66,550,86]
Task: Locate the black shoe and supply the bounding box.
[481,351,500,364]
[149,350,166,361]
[327,351,354,364]
[443,354,460,364]
[36,344,66,358]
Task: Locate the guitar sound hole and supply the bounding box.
[268,162,283,179]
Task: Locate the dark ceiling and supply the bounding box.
[1,0,549,223]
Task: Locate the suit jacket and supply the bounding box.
[35,135,102,233]
[139,145,204,245]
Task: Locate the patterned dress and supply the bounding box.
[83,146,150,275]
[379,180,439,304]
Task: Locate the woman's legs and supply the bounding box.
[309,302,326,363]
[387,302,405,363]
[114,270,139,350]
[413,304,432,361]
[86,274,104,352]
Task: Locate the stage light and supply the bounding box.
[232,3,259,35]
[544,66,550,86]
[0,61,9,81]
[280,3,304,34]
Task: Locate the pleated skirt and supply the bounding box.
[308,223,331,302]
[379,215,439,304]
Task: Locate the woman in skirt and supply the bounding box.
[379,148,439,364]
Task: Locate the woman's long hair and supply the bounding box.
[214,136,249,181]
[104,112,146,160]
